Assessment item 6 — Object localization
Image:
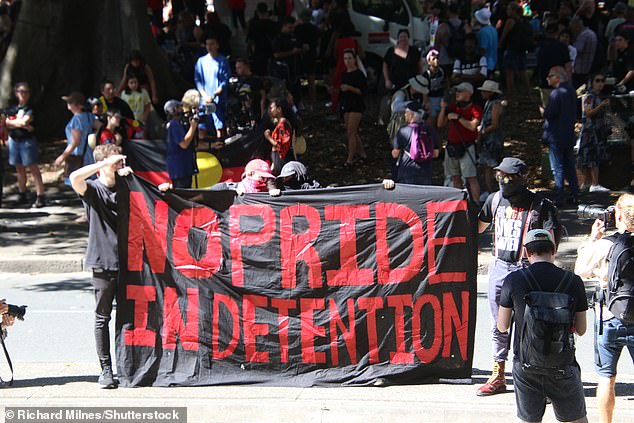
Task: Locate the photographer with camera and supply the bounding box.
[1,298,16,386]
[164,99,198,189]
[437,81,482,203]
[575,194,634,423]
[0,299,15,334]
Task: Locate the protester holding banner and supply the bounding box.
[164,99,197,189]
[235,159,280,196]
[276,161,321,190]
[476,157,562,396]
[69,144,132,390]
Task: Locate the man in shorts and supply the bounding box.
[5,82,46,208]
[498,229,588,423]
[438,81,482,202]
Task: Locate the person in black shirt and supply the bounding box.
[295,8,321,108]
[340,48,367,167]
[476,157,562,397]
[5,82,46,208]
[247,2,278,76]
[613,33,634,91]
[272,17,305,104]
[234,58,266,129]
[498,229,588,423]
[69,144,132,389]
[382,29,423,91]
[99,80,134,121]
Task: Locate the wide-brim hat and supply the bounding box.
[478,80,502,94]
[408,75,429,95]
[475,8,491,26]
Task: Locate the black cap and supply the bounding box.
[493,157,528,175]
[406,100,422,113]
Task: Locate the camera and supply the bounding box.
[577,204,616,229]
[444,87,457,106]
[6,304,26,321]
[183,103,216,121]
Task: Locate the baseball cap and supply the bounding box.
[494,157,528,175]
[455,82,474,94]
[523,229,555,248]
[62,91,85,105]
[244,159,275,179]
[164,99,182,115]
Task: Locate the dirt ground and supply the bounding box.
[1,89,550,196]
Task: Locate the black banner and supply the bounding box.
[123,131,266,186]
[115,175,478,387]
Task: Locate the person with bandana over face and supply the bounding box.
[475,157,562,397]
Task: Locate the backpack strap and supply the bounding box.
[523,267,542,292]
[554,270,574,294]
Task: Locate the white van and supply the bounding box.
[348,0,429,89]
[215,0,430,89]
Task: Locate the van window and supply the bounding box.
[351,0,409,26]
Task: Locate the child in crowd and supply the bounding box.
[120,76,152,124]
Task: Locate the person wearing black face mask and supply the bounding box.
[474,157,563,397]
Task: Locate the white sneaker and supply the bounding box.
[589,185,610,192]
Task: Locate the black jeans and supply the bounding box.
[92,268,118,368]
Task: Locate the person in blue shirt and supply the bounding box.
[541,66,578,206]
[56,91,95,188]
[194,36,231,140]
[164,99,198,189]
[475,8,498,78]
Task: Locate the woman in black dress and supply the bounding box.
[340,48,367,167]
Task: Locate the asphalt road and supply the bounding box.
[1,272,633,423]
[2,272,631,374]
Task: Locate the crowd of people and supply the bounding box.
[1,2,634,421]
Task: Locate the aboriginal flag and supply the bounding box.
[123,131,267,187]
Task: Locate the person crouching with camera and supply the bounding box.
[437,82,482,203]
[1,298,16,386]
[574,193,634,423]
[0,299,15,337]
[164,99,198,189]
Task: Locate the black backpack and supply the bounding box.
[605,232,634,324]
[519,268,576,375]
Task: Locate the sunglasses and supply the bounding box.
[594,78,605,83]
[495,173,517,184]
[15,90,29,94]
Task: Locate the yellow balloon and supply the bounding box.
[195,152,223,188]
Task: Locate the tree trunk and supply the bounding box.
[0,0,188,139]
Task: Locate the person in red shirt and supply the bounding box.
[438,82,483,202]
[99,110,122,146]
